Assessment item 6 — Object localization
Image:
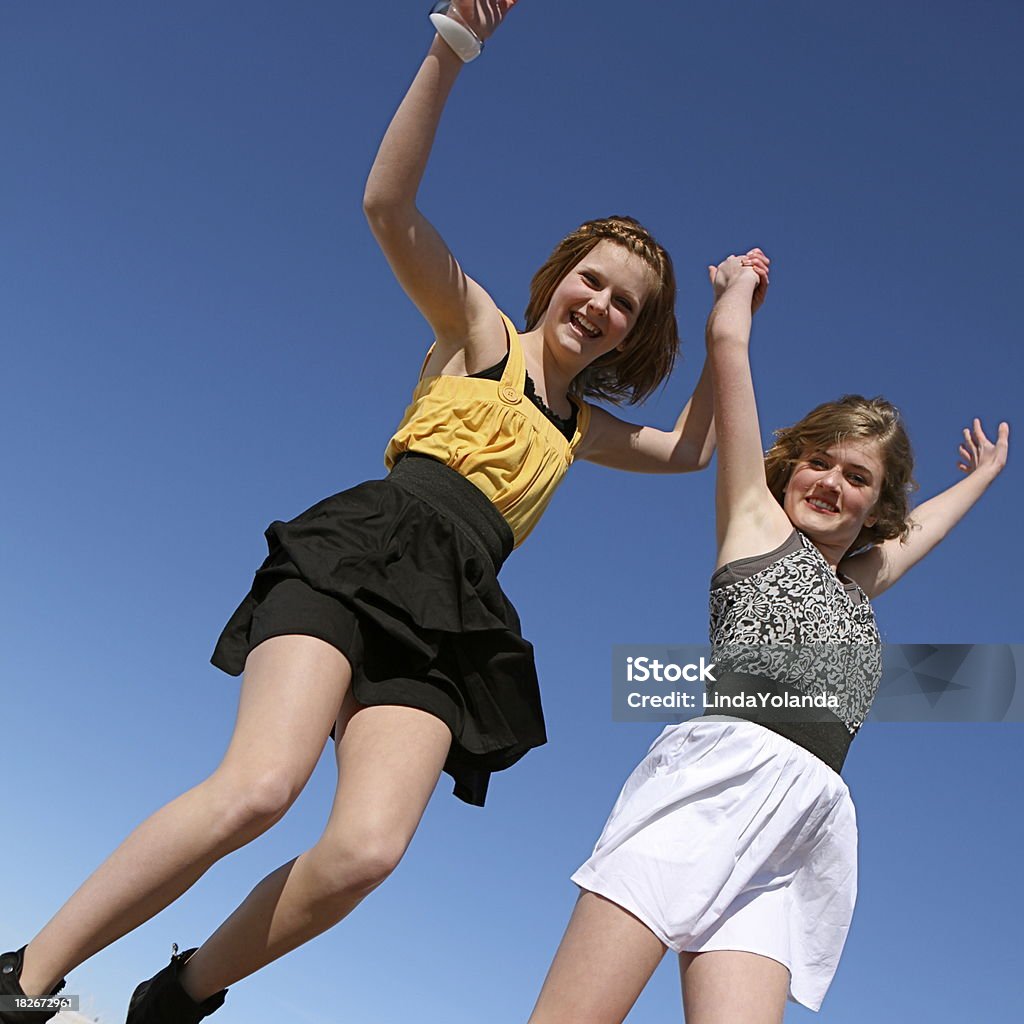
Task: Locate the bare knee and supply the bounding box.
[203,767,304,840]
[308,829,409,903]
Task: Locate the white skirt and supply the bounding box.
[571,718,857,1012]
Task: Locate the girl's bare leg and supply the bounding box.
[18,635,349,996]
[177,696,452,1001]
[527,892,666,1024]
[678,950,790,1024]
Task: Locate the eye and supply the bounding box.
[615,296,634,313]
[808,457,828,469]
[849,474,868,486]
[581,272,599,286]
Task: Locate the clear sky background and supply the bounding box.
[2,2,1022,1022]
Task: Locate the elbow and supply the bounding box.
[690,450,715,474]
[361,184,412,227]
[361,188,391,224]
[362,196,414,247]
[671,441,713,474]
[693,447,715,472]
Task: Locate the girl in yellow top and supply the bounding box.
[2,4,720,1023]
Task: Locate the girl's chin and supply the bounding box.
[562,323,596,349]
[795,518,861,550]
[550,326,589,356]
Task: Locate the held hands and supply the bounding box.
[708,248,770,314]
[957,419,1010,481]
[445,0,519,43]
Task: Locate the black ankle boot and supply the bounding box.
[126,945,226,1024]
[0,947,67,1024]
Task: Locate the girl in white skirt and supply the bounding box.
[527,251,1010,1022]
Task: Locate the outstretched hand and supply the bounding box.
[447,0,519,42]
[707,248,770,314]
[957,419,1010,479]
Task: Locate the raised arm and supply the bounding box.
[703,251,791,565]
[577,250,773,476]
[362,3,518,356]
[843,419,1010,597]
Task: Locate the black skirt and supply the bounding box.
[210,455,544,806]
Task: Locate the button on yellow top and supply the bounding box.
[384,313,591,548]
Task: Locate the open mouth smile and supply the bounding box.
[805,496,839,515]
[569,311,602,339]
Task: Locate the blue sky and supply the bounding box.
[2,2,1021,1022]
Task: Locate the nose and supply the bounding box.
[588,289,610,317]
[818,466,841,490]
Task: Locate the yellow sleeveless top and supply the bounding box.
[384,312,591,548]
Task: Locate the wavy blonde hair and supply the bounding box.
[524,216,678,405]
[764,395,918,548]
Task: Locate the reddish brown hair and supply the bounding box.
[524,216,678,405]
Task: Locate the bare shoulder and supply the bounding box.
[839,545,889,599]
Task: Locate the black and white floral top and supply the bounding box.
[709,530,882,736]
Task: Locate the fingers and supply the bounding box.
[993,420,1010,468]
[718,249,770,268]
[958,418,1010,474]
[970,419,1010,446]
[742,248,770,263]
[745,258,769,290]
[710,250,771,306]
[451,0,517,40]
[740,248,771,288]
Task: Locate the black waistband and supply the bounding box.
[703,672,853,774]
[387,453,514,573]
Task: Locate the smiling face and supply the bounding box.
[540,240,656,368]
[783,440,885,552]
[524,217,679,404]
[765,396,917,555]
